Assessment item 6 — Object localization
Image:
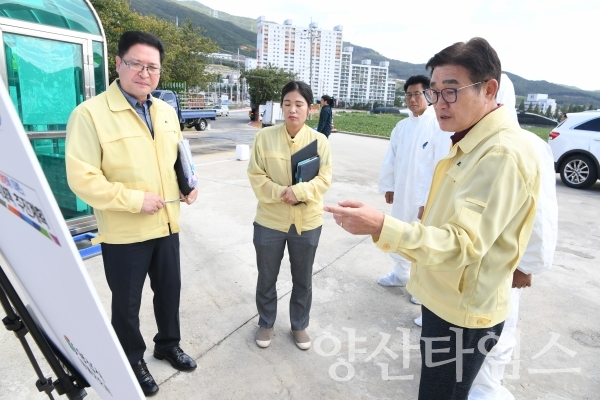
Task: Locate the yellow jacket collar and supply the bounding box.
[457,105,513,154]
[107,80,136,112]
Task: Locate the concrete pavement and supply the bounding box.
[1,131,599,399]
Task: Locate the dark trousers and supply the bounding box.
[253,223,321,331]
[101,233,181,365]
[418,306,504,400]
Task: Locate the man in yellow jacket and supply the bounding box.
[66,31,198,397]
[325,37,541,399]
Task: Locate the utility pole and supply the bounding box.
[307,23,321,98]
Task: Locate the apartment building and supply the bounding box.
[256,16,343,99]
[339,47,396,106]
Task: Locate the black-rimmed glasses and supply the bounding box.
[423,81,487,104]
[122,60,162,75]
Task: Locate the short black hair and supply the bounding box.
[118,31,166,63]
[404,75,430,92]
[321,95,332,105]
[281,81,314,106]
[425,37,501,92]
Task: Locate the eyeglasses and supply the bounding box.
[405,92,423,99]
[423,81,487,104]
[122,60,162,75]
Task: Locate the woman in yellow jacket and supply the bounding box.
[247,81,332,350]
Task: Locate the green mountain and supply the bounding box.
[130,0,599,106]
[176,0,257,32]
[128,0,256,57]
[344,42,599,106]
[504,72,600,106]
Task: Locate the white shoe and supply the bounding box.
[414,315,422,327]
[291,329,311,350]
[410,296,421,305]
[377,271,408,287]
[255,327,274,348]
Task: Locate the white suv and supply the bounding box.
[549,110,600,189]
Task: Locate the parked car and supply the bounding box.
[517,112,557,127]
[152,90,216,131]
[372,106,402,114]
[213,105,229,117]
[548,110,600,189]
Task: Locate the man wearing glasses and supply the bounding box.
[66,31,198,396]
[325,37,541,398]
[377,75,451,296]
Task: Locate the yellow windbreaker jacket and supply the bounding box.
[66,81,182,244]
[376,106,541,328]
[248,124,332,234]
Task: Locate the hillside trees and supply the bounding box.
[90,0,217,87]
[241,66,296,121]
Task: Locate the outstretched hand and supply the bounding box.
[324,200,385,236]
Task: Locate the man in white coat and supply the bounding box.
[468,73,559,399]
[377,75,452,292]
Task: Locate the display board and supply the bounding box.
[0,80,143,399]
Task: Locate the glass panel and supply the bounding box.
[4,33,84,132]
[0,0,101,35]
[92,40,105,95]
[30,137,93,220]
[574,118,600,133]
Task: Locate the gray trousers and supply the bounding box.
[253,222,322,331]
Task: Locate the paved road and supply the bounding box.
[1,126,599,399]
[184,109,257,156]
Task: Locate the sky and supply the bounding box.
[190,0,599,92]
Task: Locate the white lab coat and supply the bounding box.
[378,106,452,281]
[378,106,452,222]
[469,74,559,400]
[496,73,517,120]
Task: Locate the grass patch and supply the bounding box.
[313,111,556,142]
[307,112,405,137]
[521,126,554,142]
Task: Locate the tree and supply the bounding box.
[567,104,574,113]
[553,106,560,120]
[241,65,296,121]
[589,104,595,110]
[518,99,525,111]
[526,103,533,112]
[533,104,540,114]
[90,0,218,87]
[394,96,404,107]
[545,106,552,118]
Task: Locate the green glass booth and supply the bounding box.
[0,0,107,234]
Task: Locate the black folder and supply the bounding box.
[174,140,197,195]
[291,139,319,184]
[174,151,193,195]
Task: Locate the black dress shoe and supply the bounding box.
[131,359,159,396]
[154,346,197,371]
